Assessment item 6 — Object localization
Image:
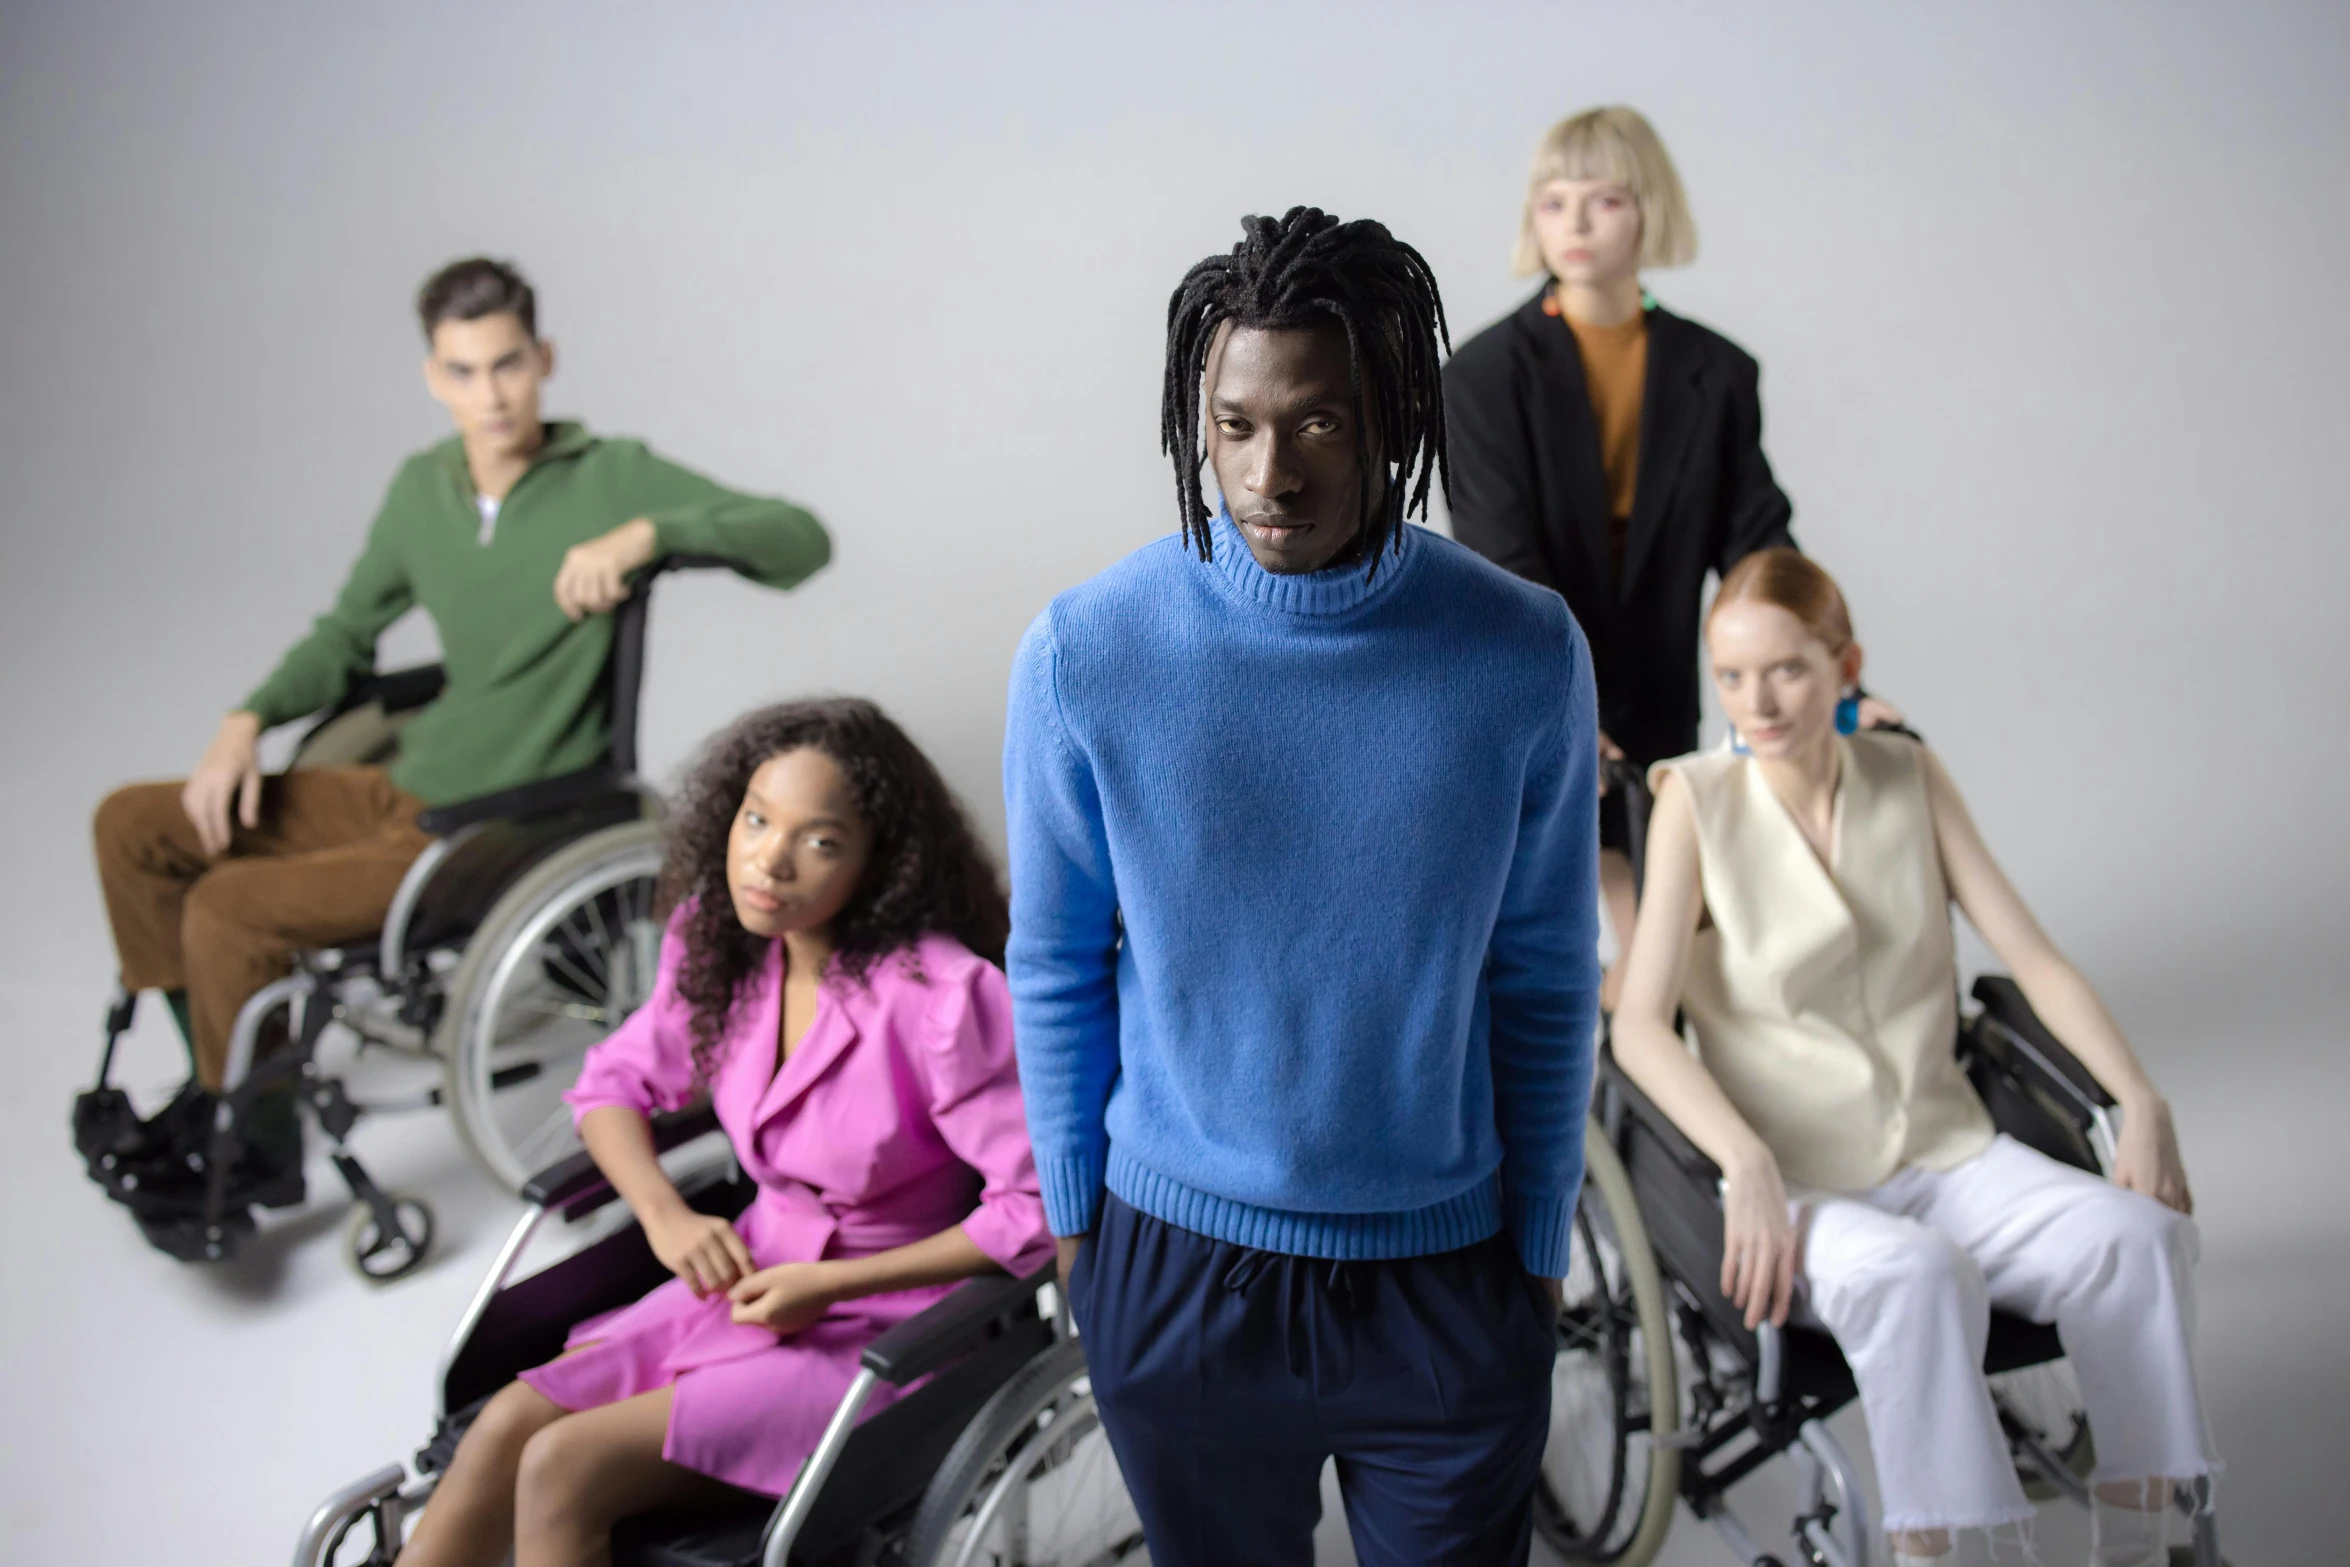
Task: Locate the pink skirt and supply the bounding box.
[517,1274,936,1496]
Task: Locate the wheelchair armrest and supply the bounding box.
[344,662,446,715]
[859,1262,1056,1387]
[1599,1045,1724,1186]
[1968,975,2115,1115]
[415,766,640,836]
[520,1105,724,1214]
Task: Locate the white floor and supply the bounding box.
[4,954,2341,1565]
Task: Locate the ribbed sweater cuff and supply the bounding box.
[1506,1190,1578,1279]
[1039,1150,1107,1238]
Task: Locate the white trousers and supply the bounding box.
[1793,1134,2218,1534]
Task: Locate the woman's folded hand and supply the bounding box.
[1721,1148,1798,1331]
[728,1262,841,1337]
[646,1208,756,1299]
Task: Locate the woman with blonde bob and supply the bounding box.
[1610,549,2218,1566]
[1446,106,1799,1001]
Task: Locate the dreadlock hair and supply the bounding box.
[1160,206,1452,575]
[657,698,1010,1088]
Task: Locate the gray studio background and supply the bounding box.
[2,2,2343,1562]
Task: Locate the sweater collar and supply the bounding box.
[1203,507,1421,618]
[429,419,597,491]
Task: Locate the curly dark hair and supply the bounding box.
[657,698,1009,1087]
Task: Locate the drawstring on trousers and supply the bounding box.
[1222,1247,1364,1377]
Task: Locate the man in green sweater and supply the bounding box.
[90,257,830,1196]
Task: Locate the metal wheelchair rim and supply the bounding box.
[910,1339,1148,1567]
[945,1391,1119,1567]
[448,833,663,1189]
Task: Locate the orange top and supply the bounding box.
[1558,302,1649,559]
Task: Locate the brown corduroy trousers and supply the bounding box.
[92,767,431,1089]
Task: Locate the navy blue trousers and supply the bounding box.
[1069,1194,1556,1566]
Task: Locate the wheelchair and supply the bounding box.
[77,556,729,1281]
[1533,763,2225,1567]
[294,1107,1146,1567]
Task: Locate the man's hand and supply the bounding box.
[644,1206,755,1299]
[1055,1234,1085,1296]
[554,517,658,621]
[1536,1275,1564,1314]
[728,1261,841,1337]
[181,711,264,857]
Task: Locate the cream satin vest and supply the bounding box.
[1651,733,1993,1194]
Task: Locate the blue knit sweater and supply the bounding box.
[1003,513,1600,1276]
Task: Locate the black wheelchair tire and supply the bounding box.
[345,1195,434,1284]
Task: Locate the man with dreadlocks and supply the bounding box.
[1004,207,1600,1563]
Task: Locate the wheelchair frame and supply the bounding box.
[84,556,730,1279]
[294,1108,1134,1567]
[1539,761,2224,1567]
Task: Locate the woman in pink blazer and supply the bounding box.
[400,699,1052,1567]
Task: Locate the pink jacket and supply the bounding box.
[520,920,1051,1494]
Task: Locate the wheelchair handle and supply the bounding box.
[1601,754,1654,888]
[606,551,736,779]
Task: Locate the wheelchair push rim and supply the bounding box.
[439,821,665,1193]
[1536,1119,1680,1565]
[903,1336,1149,1567]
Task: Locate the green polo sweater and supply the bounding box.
[241,422,830,806]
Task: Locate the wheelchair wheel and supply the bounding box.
[345,1195,434,1283]
[1535,1120,1680,1565]
[902,1336,1148,1567]
[438,820,665,1192]
[1990,1358,2095,1499]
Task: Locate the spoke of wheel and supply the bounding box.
[504,995,611,1027]
[485,995,568,1055]
[579,894,618,983]
[568,905,616,997]
[536,931,608,1003]
[511,1105,581,1169]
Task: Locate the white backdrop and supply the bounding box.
[2,2,2344,1561]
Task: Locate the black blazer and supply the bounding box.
[1445,291,1794,763]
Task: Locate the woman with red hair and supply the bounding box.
[1610,550,2217,1567]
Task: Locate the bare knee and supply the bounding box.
[459,1381,565,1469]
[515,1417,615,1535]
